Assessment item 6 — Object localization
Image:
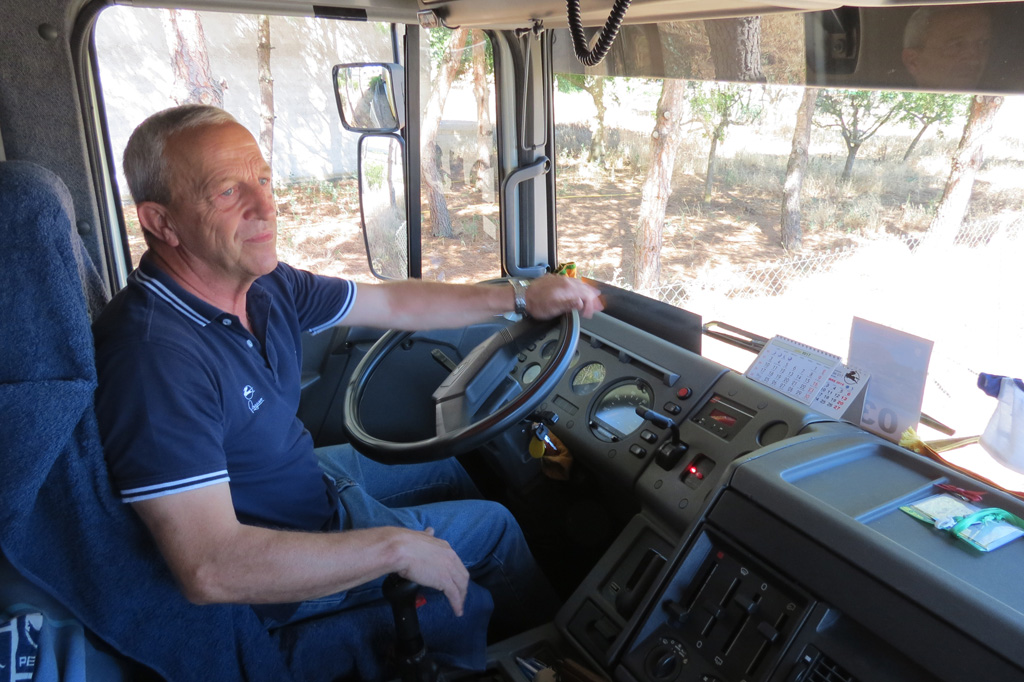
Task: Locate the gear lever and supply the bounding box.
[382,573,439,682]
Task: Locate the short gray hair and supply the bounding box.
[123,104,237,205]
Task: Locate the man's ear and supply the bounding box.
[902,48,921,79]
[136,202,180,248]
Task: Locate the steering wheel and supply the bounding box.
[342,310,580,464]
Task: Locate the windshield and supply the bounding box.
[550,17,1023,490]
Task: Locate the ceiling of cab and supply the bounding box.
[419,0,841,30]
[136,0,822,26]
[153,0,1003,31]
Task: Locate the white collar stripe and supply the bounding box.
[308,284,357,336]
[136,270,211,327]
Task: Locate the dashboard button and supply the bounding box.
[640,429,658,443]
[629,445,647,458]
[656,442,687,470]
[663,402,681,415]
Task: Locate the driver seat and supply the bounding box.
[0,159,489,681]
[0,159,296,680]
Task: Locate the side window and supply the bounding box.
[92,10,371,283]
[418,28,500,283]
[95,10,500,285]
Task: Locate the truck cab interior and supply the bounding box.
[2,0,1023,681]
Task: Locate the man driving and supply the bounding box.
[93,105,603,645]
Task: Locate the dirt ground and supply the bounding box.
[552,172,874,284]
[127,153,995,290]
[245,168,884,288]
[122,183,874,285]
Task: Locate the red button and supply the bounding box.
[677,387,692,399]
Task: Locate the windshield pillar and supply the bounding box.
[493,29,555,277]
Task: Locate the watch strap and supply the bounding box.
[510,279,529,316]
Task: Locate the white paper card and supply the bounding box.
[848,318,933,441]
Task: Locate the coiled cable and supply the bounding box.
[566,0,632,67]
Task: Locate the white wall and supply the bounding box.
[95,7,393,197]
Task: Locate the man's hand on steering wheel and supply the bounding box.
[522,274,604,320]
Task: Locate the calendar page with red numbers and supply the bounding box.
[811,364,870,417]
[744,336,842,405]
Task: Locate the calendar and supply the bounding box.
[745,336,842,405]
[810,364,870,417]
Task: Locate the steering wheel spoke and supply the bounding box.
[432,328,520,433]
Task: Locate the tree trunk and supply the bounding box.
[587,78,607,163]
[631,79,688,293]
[781,87,817,252]
[901,121,930,162]
[926,95,1004,247]
[387,139,397,208]
[704,17,765,82]
[162,9,225,107]
[840,143,859,182]
[421,27,469,238]
[471,31,493,198]
[702,127,722,203]
[256,16,274,172]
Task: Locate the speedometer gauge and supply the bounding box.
[589,380,655,443]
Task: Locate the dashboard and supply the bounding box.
[495,307,1024,682]
[518,312,828,533]
[331,298,1024,682]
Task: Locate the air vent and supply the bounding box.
[798,647,857,682]
[807,657,855,681]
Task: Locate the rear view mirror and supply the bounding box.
[805,8,860,77]
[358,134,408,280]
[333,63,405,133]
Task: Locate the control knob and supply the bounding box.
[644,637,688,681]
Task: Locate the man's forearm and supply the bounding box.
[344,274,604,331]
[347,279,513,331]
[132,486,469,614]
[185,524,413,604]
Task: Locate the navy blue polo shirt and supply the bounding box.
[93,256,356,532]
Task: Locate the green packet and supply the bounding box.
[900,493,1024,552]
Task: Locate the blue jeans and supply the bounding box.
[266,444,558,640]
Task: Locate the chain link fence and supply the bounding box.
[647,213,1024,308]
[648,244,862,307]
[953,211,1024,248]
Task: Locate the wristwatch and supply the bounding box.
[509,278,530,316]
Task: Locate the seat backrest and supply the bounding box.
[0,160,295,681]
[0,161,100,386]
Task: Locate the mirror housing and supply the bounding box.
[333,63,405,133]
[358,134,409,280]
